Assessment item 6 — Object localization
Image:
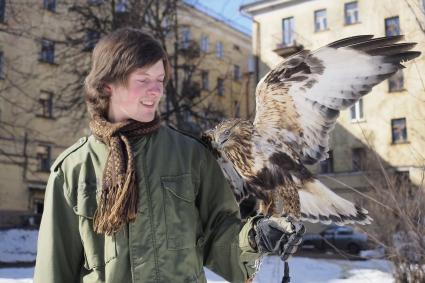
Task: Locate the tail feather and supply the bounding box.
[299,179,372,225]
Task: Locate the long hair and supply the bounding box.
[84,28,170,118]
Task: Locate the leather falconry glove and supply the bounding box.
[249,215,305,261]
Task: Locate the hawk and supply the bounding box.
[202,35,420,224]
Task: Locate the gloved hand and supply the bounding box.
[249,215,305,261]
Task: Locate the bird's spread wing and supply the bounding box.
[254,35,420,164]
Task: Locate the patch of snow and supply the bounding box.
[0,230,38,263]
[360,246,385,259]
[0,268,33,283]
[0,229,395,283]
[329,269,394,283]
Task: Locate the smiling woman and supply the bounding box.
[106,60,165,123]
[33,28,279,283]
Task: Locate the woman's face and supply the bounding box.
[107,60,165,123]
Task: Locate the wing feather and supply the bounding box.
[254,35,420,164]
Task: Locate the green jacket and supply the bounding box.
[34,126,260,283]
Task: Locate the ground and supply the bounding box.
[0,229,394,282]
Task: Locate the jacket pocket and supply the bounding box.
[74,182,117,270]
[161,174,198,250]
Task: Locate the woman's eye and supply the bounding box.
[137,79,147,83]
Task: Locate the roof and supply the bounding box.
[183,1,251,36]
[240,0,310,16]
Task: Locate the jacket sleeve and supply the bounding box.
[198,150,261,282]
[34,168,83,283]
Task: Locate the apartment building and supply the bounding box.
[241,0,425,216]
[0,0,254,227]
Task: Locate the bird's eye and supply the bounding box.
[224,130,230,135]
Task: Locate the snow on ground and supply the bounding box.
[0,229,395,282]
[0,257,394,283]
[0,230,37,263]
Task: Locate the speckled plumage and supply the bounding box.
[202,35,420,224]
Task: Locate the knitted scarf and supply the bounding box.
[89,114,161,235]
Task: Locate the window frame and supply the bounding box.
[352,147,366,171]
[0,0,6,22]
[216,41,224,59]
[282,17,295,46]
[39,39,55,64]
[388,69,404,92]
[36,144,52,172]
[385,16,401,36]
[391,118,408,144]
[319,150,334,174]
[314,9,328,32]
[234,65,241,81]
[43,0,56,12]
[200,35,209,53]
[84,29,101,51]
[201,70,209,91]
[115,0,129,13]
[344,1,359,25]
[217,78,224,96]
[181,27,191,49]
[38,91,54,119]
[0,51,4,79]
[349,98,364,122]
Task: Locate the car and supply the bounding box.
[302,225,368,255]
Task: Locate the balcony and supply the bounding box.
[273,40,304,57]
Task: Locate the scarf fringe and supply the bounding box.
[94,170,138,235]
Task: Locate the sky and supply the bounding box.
[185,0,257,35]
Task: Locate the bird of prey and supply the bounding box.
[202,35,420,224]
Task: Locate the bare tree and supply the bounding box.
[0,0,239,181]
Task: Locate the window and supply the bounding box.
[344,2,359,25]
[201,71,209,90]
[234,101,241,118]
[352,147,366,171]
[115,0,128,13]
[34,199,44,214]
[40,39,55,64]
[0,51,4,79]
[350,98,363,121]
[314,9,327,31]
[217,78,224,96]
[181,27,191,49]
[282,17,295,46]
[385,16,400,36]
[39,91,53,118]
[200,35,209,53]
[216,41,224,59]
[43,0,56,12]
[422,0,425,13]
[248,55,255,74]
[0,0,5,22]
[337,230,353,235]
[234,65,241,81]
[87,0,104,5]
[84,29,100,51]
[388,70,404,92]
[320,150,334,173]
[36,144,51,172]
[391,118,407,143]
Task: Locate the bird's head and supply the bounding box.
[202,119,249,150]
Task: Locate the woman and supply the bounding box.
[34,28,303,283]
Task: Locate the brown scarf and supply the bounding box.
[89,114,161,235]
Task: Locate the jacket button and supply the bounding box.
[79,137,85,144]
